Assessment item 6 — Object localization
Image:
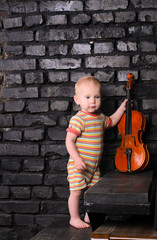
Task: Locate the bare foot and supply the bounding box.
[84,212,90,224]
[70,218,90,229]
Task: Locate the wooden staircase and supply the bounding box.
[91,215,157,240]
[31,215,157,240]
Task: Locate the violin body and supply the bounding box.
[115,73,149,173]
[115,110,149,172]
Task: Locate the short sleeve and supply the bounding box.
[104,115,111,129]
[66,115,84,136]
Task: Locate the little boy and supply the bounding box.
[66,76,127,229]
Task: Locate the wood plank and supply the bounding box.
[85,171,154,205]
[31,219,92,240]
[91,216,157,240]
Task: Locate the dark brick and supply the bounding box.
[141,70,157,80]
[142,99,157,110]
[94,42,114,54]
[24,128,44,141]
[85,56,130,68]
[23,158,44,171]
[93,13,114,23]
[25,15,43,27]
[94,71,114,82]
[128,25,153,36]
[25,72,43,84]
[41,143,67,156]
[0,31,33,42]
[152,114,157,126]
[0,214,12,226]
[15,114,57,127]
[3,17,22,29]
[0,59,36,71]
[82,27,125,39]
[0,228,15,240]
[11,187,31,199]
[49,44,68,56]
[1,159,22,172]
[41,86,74,97]
[27,100,48,113]
[50,100,69,111]
[117,41,137,51]
[3,130,22,141]
[71,43,91,55]
[15,214,34,226]
[0,115,13,127]
[32,187,53,199]
[0,3,9,11]
[54,186,69,199]
[115,11,136,23]
[49,158,67,172]
[48,127,66,140]
[139,41,156,52]
[36,29,79,41]
[1,87,38,99]
[40,1,83,12]
[0,143,39,156]
[85,0,128,10]
[0,187,9,199]
[40,58,81,69]
[147,127,157,141]
[3,174,42,185]
[71,13,91,24]
[41,201,68,214]
[131,0,157,8]
[9,2,37,13]
[26,45,45,56]
[5,100,25,112]
[46,15,67,25]
[0,201,39,213]
[48,71,68,83]
[4,45,23,56]
[5,73,22,85]
[44,173,68,186]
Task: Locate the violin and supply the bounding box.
[115,73,149,172]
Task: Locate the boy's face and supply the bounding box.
[74,82,101,114]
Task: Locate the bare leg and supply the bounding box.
[68,190,90,228]
[84,212,90,223]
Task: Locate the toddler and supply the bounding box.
[66,76,127,228]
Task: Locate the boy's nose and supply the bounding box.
[91,97,95,103]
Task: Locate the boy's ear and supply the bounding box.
[74,95,80,105]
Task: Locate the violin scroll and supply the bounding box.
[127,73,134,81]
[126,73,134,90]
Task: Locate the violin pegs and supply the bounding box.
[127,73,134,80]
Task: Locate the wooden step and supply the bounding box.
[31,218,92,240]
[91,215,157,240]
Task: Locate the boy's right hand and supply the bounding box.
[74,157,87,171]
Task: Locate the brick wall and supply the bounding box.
[0,0,157,239]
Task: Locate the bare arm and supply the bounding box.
[110,99,127,127]
[65,131,87,170]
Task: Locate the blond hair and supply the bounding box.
[75,76,101,95]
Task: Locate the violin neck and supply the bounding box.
[125,89,132,135]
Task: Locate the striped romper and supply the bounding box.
[67,110,111,191]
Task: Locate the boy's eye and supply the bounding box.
[95,96,100,99]
[86,96,90,99]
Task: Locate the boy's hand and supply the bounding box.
[74,157,87,171]
[120,99,128,111]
